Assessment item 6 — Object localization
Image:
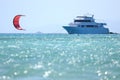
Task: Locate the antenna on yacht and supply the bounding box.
[84,13,94,17]
[92,15,94,18]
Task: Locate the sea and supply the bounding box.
[0,33,120,80]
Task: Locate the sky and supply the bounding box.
[0,0,120,33]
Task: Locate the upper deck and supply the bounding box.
[74,15,95,22]
[68,15,107,27]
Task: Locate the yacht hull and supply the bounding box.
[63,26,109,34]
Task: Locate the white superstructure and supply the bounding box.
[63,15,109,34]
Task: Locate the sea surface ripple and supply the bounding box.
[0,34,120,80]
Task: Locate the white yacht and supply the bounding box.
[63,15,109,34]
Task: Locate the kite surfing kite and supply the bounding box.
[13,15,25,30]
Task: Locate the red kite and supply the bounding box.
[13,15,25,30]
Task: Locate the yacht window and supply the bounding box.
[94,25,98,27]
[86,25,94,27]
[81,25,84,27]
[86,25,98,27]
[74,20,91,22]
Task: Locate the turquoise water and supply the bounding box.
[0,34,120,80]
